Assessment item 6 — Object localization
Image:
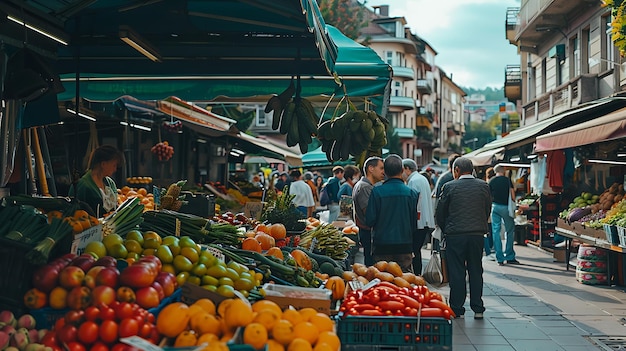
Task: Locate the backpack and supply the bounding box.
[319,184,331,206]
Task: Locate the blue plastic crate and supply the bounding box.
[337,316,452,350]
[30,307,68,330]
[148,288,182,318]
[603,224,620,245]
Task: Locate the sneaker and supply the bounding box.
[488,253,496,261]
[453,314,464,319]
[474,312,484,320]
[498,262,504,266]
[507,259,521,265]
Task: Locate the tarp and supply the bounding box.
[464,147,505,167]
[535,107,626,151]
[234,133,302,167]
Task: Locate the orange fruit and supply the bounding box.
[298,307,318,322]
[288,338,313,351]
[253,309,281,330]
[309,313,334,333]
[282,308,303,326]
[252,300,283,317]
[196,333,219,345]
[313,342,334,351]
[223,299,253,329]
[193,298,217,315]
[190,312,221,335]
[49,286,68,309]
[316,331,340,351]
[156,302,191,338]
[269,223,287,240]
[272,319,295,346]
[293,321,319,345]
[267,339,286,351]
[243,322,268,350]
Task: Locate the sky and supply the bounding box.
[366,0,521,89]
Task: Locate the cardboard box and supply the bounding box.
[553,248,567,263]
[179,282,229,306]
[71,225,103,255]
[262,283,331,314]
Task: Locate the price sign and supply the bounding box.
[203,245,225,262]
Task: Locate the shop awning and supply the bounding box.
[234,133,303,167]
[473,99,623,154]
[535,107,626,151]
[464,147,505,166]
[157,97,236,133]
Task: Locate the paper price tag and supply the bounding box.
[204,245,225,262]
[175,218,181,237]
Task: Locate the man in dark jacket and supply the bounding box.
[436,157,491,320]
[366,155,419,272]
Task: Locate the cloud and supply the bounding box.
[368,0,521,89]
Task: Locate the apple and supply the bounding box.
[1,325,16,336]
[27,329,39,343]
[116,287,136,303]
[91,286,116,306]
[58,266,85,289]
[16,315,35,330]
[70,254,96,272]
[0,330,8,349]
[94,256,117,268]
[86,266,105,280]
[151,281,165,301]
[0,311,16,327]
[9,330,29,350]
[155,272,177,297]
[134,287,160,309]
[31,265,60,293]
[138,255,162,273]
[96,266,120,288]
[119,265,155,288]
[66,286,92,310]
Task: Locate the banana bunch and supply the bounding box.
[264,80,295,122]
[317,110,388,167]
[266,93,319,154]
[299,223,352,260]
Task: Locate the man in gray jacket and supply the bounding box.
[435,157,491,319]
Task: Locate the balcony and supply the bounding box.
[416,79,432,94]
[504,65,522,103]
[446,121,463,135]
[522,74,598,121]
[394,127,415,139]
[416,106,434,122]
[392,66,415,80]
[509,0,596,52]
[389,96,415,110]
[415,127,434,143]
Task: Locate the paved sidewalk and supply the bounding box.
[423,244,626,351]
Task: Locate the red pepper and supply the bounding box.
[378,300,405,311]
[419,307,445,317]
[428,299,456,318]
[361,309,384,316]
[403,306,418,316]
[377,281,400,292]
[353,303,376,311]
[394,294,421,309]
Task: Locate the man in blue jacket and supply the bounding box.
[366,155,419,272]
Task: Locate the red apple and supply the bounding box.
[134,287,160,309]
[94,256,118,268]
[91,285,116,306]
[138,255,162,272]
[86,266,105,280]
[32,265,61,293]
[96,267,120,288]
[66,286,92,310]
[119,265,155,288]
[59,266,85,289]
[83,275,96,290]
[151,281,165,301]
[154,272,177,297]
[70,254,96,272]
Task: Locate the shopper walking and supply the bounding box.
[338,165,360,197]
[366,155,419,272]
[402,159,435,274]
[435,157,491,319]
[303,171,318,204]
[483,167,496,261]
[489,164,519,265]
[325,166,344,223]
[352,157,385,266]
[288,170,315,217]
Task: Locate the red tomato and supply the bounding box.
[78,320,99,345]
[111,343,142,351]
[40,330,59,347]
[56,324,78,344]
[66,341,87,351]
[91,341,110,351]
[99,320,119,344]
[53,318,65,332]
[84,306,101,321]
[64,310,85,325]
[138,323,153,339]
[145,312,155,324]
[99,305,116,321]
[114,302,135,320]
[118,318,139,338]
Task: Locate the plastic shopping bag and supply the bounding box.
[423,251,448,287]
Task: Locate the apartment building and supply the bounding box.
[505,0,622,125]
[363,5,466,165]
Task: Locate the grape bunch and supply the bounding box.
[151,141,174,161]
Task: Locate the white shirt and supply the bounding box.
[407,171,435,229]
[289,180,315,208]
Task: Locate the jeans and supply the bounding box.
[359,228,374,266]
[413,228,432,274]
[328,203,340,223]
[296,206,307,217]
[491,203,516,263]
[484,226,493,255]
[446,235,485,317]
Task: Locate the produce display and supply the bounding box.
[117,187,154,212]
[260,190,305,232]
[0,311,51,350]
[158,180,187,211]
[124,177,153,185]
[102,198,144,238]
[298,223,353,261]
[559,183,626,229]
[317,109,389,167]
[140,211,243,246]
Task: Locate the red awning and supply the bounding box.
[535,107,626,151]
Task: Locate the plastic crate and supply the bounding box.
[617,226,626,247]
[337,316,452,350]
[30,307,68,330]
[0,238,37,315]
[603,224,620,245]
[148,288,182,318]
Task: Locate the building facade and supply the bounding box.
[505,0,622,125]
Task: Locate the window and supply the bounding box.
[451,93,457,105]
[571,35,580,77]
[582,27,590,73]
[403,114,407,128]
[394,81,401,96]
[541,58,547,94]
[603,15,615,71]
[529,64,536,100]
[386,51,393,65]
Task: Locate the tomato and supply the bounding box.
[91,341,110,351]
[66,341,87,351]
[56,324,78,344]
[138,322,153,339]
[84,306,101,321]
[111,343,142,351]
[99,320,119,344]
[78,320,99,345]
[64,310,85,325]
[99,305,116,321]
[119,318,140,338]
[40,330,59,348]
[54,317,66,331]
[114,302,135,320]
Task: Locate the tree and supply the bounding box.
[604,1,626,56]
[318,0,369,40]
